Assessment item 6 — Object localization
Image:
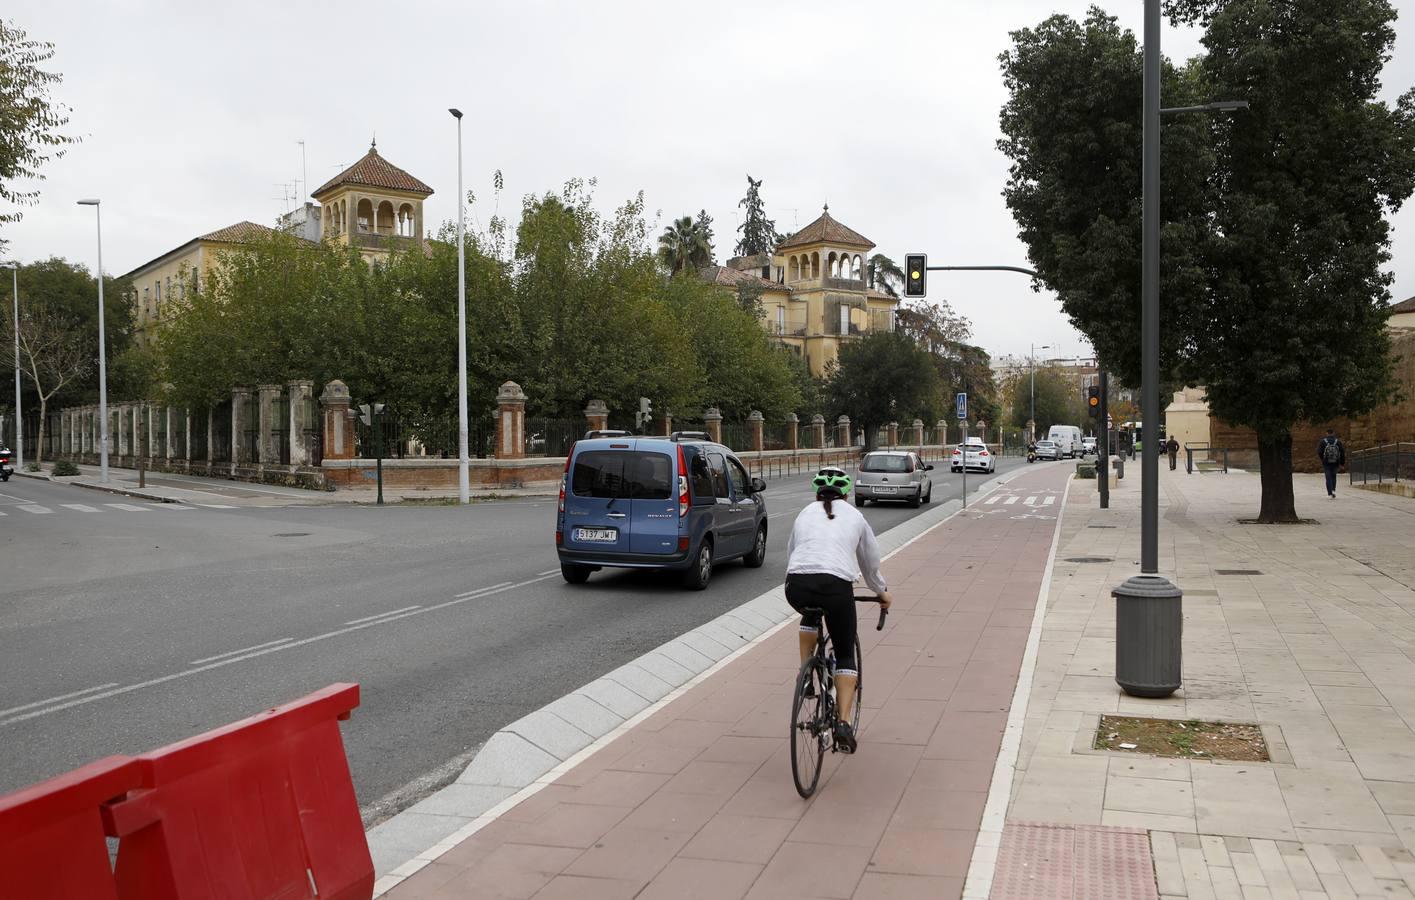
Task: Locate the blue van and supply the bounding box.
[556,435,768,590]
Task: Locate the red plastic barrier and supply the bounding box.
[102,683,371,900]
[0,755,141,899]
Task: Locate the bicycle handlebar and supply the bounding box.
[853,592,889,631]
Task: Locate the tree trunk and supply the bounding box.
[1255,427,1299,523]
[35,398,46,464]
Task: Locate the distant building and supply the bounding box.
[700,206,900,376]
[1390,295,1415,331]
[123,140,432,346]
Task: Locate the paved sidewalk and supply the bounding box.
[1000,466,1415,899]
[378,463,1073,899]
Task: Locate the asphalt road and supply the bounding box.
[0,456,1028,819]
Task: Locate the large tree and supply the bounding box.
[0,19,80,252]
[734,175,779,257]
[998,4,1415,522]
[867,254,905,299]
[657,214,713,274]
[4,304,89,460]
[826,332,940,450]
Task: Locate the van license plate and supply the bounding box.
[575,528,617,543]
[874,486,896,494]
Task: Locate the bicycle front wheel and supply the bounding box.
[790,656,828,798]
[851,642,863,735]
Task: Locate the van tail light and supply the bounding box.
[678,536,690,552]
[555,530,563,545]
[677,445,689,517]
[558,455,569,513]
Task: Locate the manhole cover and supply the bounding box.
[1215,569,1262,575]
[1088,525,1117,529]
[1065,556,1113,563]
[273,532,311,538]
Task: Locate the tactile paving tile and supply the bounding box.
[991,822,1158,899]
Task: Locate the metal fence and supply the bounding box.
[210,402,231,463]
[526,417,581,457]
[1350,442,1415,485]
[190,409,209,461]
[721,421,751,452]
[240,394,260,464]
[354,412,494,460]
[271,395,291,465]
[762,422,794,451]
[300,396,322,465]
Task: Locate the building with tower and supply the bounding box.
[122,140,433,346]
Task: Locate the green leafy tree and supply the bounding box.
[1002,364,1081,434]
[8,258,131,405]
[867,254,905,299]
[2,303,89,460]
[1165,0,1415,521]
[734,175,779,257]
[0,19,80,251]
[827,332,940,450]
[657,214,713,274]
[998,3,1415,521]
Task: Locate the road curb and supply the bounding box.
[366,465,1023,890]
[67,480,178,503]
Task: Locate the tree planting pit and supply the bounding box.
[1095,715,1268,762]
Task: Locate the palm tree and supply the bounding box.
[658,215,713,274]
[868,253,906,298]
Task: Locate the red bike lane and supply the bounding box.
[385,462,1074,900]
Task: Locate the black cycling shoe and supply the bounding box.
[833,720,857,754]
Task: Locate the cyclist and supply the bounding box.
[785,470,891,753]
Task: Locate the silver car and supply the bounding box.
[855,451,933,508]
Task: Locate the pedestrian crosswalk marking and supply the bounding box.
[105,503,149,512]
[1043,496,1056,506]
[195,504,237,509]
[149,504,194,511]
[61,504,99,512]
[1024,496,1037,506]
[18,505,51,514]
[1004,496,1019,505]
[985,496,1001,505]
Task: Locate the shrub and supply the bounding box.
[52,460,80,476]
[24,461,40,473]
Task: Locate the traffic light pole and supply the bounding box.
[1099,370,1110,510]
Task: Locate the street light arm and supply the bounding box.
[1160,100,1249,116]
[927,264,1040,278]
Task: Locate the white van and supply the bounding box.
[1047,425,1083,458]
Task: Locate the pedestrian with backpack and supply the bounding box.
[1318,428,1345,498]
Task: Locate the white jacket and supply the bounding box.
[785,499,888,594]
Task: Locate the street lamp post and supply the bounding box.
[449,108,469,505]
[7,263,19,468]
[77,199,109,482]
[1030,343,1051,442]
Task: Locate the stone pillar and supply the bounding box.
[836,415,851,448]
[748,410,764,453]
[704,407,723,444]
[938,419,950,447]
[811,414,826,450]
[887,421,898,447]
[658,411,673,436]
[116,404,130,458]
[786,413,799,450]
[319,380,353,461]
[184,409,193,465]
[206,407,216,467]
[494,381,527,460]
[232,386,253,468]
[584,399,609,434]
[258,384,281,467]
[288,380,313,466]
[913,418,925,447]
[165,406,175,462]
[977,420,988,447]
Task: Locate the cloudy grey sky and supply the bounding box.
[6,0,1415,365]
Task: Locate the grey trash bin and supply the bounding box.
[1114,574,1182,698]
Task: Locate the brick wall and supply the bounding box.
[321,458,566,490]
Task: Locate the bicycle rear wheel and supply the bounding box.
[851,642,863,735]
[791,656,828,798]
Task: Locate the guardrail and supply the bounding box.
[1350,442,1415,485]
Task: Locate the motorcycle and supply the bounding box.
[1026,448,1038,464]
[0,447,12,482]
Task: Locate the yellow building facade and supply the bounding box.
[123,141,432,346]
[704,208,900,376]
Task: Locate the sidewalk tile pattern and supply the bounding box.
[991,822,1157,900]
[383,467,1073,899]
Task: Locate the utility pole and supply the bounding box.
[8,264,20,468]
[450,108,469,504]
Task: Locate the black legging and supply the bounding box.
[785,572,858,675]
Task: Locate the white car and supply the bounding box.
[1033,440,1061,461]
[951,439,996,474]
[855,451,933,508]
[1081,436,1097,456]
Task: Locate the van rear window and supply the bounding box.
[572,451,672,500]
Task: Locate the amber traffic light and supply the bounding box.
[904,254,927,297]
[1087,385,1101,418]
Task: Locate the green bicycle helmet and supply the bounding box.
[812,469,852,497]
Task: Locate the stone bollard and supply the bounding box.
[495,381,528,459]
[704,407,723,444]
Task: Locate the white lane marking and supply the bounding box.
[0,683,121,718]
[984,496,1001,505]
[195,504,238,509]
[105,503,149,512]
[0,510,7,516]
[1043,496,1056,506]
[61,504,100,512]
[1024,496,1037,506]
[537,569,560,576]
[456,581,512,598]
[0,491,28,502]
[18,505,51,514]
[149,504,194,511]
[345,605,421,625]
[1004,496,1019,505]
[190,639,294,665]
[0,575,561,727]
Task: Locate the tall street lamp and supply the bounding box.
[1030,343,1051,441]
[449,108,469,505]
[1114,0,1247,699]
[5,262,19,468]
[77,199,109,483]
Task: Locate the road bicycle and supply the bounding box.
[790,592,888,798]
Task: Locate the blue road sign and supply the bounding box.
[956,392,967,420]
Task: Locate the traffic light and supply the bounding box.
[637,396,652,430]
[904,254,927,297]
[1087,386,1101,418]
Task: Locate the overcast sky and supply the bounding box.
[6,0,1415,365]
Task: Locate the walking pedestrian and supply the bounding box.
[1166,435,1180,471]
[1318,428,1345,498]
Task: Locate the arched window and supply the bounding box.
[788,256,799,281]
[827,252,838,277]
[811,252,820,279]
[398,203,415,237]
[377,200,395,236]
[357,198,373,233]
[852,255,863,280]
